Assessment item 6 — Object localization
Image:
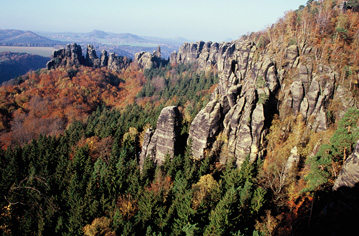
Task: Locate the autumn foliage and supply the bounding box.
[0,65,144,148]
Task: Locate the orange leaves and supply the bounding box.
[72,136,114,163]
[116,194,138,220]
[145,174,173,203]
[287,194,313,217]
[0,65,145,148]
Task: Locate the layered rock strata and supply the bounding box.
[169,39,341,167]
[139,106,181,167]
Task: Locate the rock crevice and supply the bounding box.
[169,39,342,167]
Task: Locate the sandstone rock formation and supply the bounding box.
[284,146,300,177]
[46,43,131,71]
[107,52,131,71]
[46,43,85,69]
[139,106,181,167]
[100,50,109,67]
[85,44,100,68]
[333,140,359,191]
[134,46,167,69]
[168,39,345,167]
[179,40,275,166]
[188,100,223,160]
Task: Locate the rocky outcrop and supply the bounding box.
[139,106,181,166]
[175,39,342,167]
[134,46,167,69]
[170,41,239,72]
[189,100,223,160]
[85,44,100,68]
[280,63,336,132]
[46,43,131,71]
[183,40,275,166]
[46,43,85,69]
[107,52,131,71]
[136,37,355,168]
[333,140,359,191]
[284,146,300,177]
[100,50,109,67]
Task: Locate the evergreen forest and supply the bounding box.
[1,1,359,235]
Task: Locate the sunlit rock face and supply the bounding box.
[139,106,181,167]
[169,39,338,167]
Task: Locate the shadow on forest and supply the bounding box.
[294,183,359,236]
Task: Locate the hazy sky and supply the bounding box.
[2,0,307,41]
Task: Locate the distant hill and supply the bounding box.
[0,29,63,47]
[40,30,185,46]
[38,30,187,58]
[0,29,187,58]
[0,51,49,84]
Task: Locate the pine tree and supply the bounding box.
[141,156,156,186]
[204,187,238,236]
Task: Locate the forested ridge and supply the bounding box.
[1,0,359,235]
[0,52,49,84]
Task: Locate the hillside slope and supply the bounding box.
[1,0,359,235]
[0,52,49,84]
[0,29,62,46]
[142,0,359,234]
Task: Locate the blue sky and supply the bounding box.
[2,0,307,41]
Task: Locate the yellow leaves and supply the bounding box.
[336,13,350,29]
[0,204,11,217]
[123,127,139,144]
[265,114,283,152]
[139,123,152,146]
[266,114,307,161]
[192,174,220,209]
[74,136,114,163]
[255,210,280,236]
[0,204,11,234]
[83,217,115,236]
[116,194,138,221]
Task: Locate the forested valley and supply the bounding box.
[2,0,359,235]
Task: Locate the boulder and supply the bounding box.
[290,80,304,114]
[284,45,299,67]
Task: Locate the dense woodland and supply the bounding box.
[1,0,359,235]
[0,52,49,85]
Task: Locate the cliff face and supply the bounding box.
[165,39,354,167]
[139,106,181,166]
[46,43,131,71]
